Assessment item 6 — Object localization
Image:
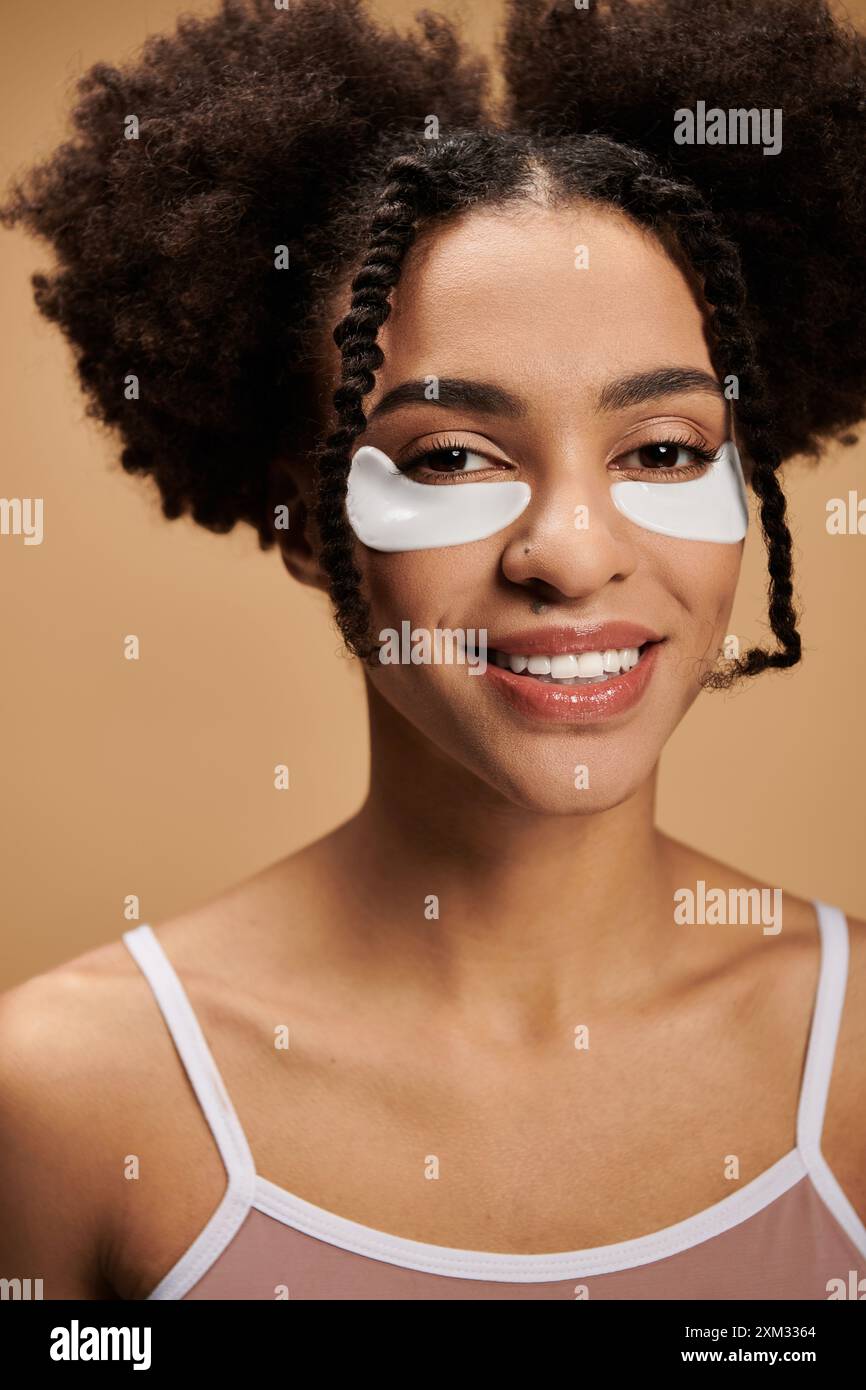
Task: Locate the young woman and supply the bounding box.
[2,0,865,1301]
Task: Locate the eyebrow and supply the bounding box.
[365,367,724,423]
[366,378,525,422]
[596,367,724,412]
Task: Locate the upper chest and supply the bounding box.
[113,927,864,1300]
[105,873,866,1300]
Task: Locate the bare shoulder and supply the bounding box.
[0,936,156,1141]
[0,937,165,1297]
[823,910,866,1224]
[0,835,352,1300]
[660,832,819,935]
[662,830,866,1221]
[0,917,242,1299]
[135,827,356,984]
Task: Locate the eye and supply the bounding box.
[635,443,697,469]
[612,437,720,481]
[410,446,488,474]
[397,438,508,482]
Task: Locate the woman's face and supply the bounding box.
[319,200,744,814]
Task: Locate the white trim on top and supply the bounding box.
[251,1150,808,1282]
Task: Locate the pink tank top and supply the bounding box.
[122,900,866,1300]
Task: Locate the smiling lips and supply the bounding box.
[481,623,664,722]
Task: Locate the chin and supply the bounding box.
[464,743,656,816]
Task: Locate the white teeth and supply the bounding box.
[575,651,605,678]
[527,655,551,675]
[549,653,580,679]
[495,644,650,684]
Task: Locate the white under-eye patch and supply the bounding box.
[346,445,531,551]
[346,439,748,552]
[609,439,749,542]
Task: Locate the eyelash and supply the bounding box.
[397,435,490,480]
[612,433,720,481]
[397,433,720,482]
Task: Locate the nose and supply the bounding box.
[500,469,639,600]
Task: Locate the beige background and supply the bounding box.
[1,0,864,987]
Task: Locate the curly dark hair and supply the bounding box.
[4,0,866,687]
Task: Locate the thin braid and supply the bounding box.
[313,153,434,663]
[620,162,802,687]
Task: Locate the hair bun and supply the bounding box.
[501,0,866,461]
[1,0,489,544]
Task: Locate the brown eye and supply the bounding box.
[400,445,494,476]
[424,447,479,473]
[638,443,690,469]
[611,437,719,483]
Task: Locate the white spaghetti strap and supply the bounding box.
[122,922,257,1298]
[797,901,866,1258]
[798,902,849,1154]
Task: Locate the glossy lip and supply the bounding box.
[489,622,663,657]
[483,638,663,723]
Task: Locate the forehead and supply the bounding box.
[369,201,713,409]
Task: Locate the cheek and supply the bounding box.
[686,543,742,626]
[649,535,744,647]
[359,545,494,627]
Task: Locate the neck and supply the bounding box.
[326,681,681,1031]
